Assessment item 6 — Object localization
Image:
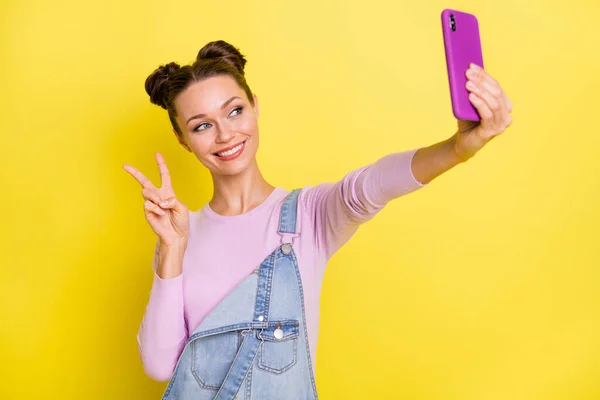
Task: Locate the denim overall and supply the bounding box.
[161,189,319,400]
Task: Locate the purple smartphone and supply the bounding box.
[441,9,484,121]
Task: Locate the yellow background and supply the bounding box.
[2,0,599,398]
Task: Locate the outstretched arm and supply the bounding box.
[302,148,426,261]
[304,65,512,260]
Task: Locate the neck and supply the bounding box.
[209,158,275,216]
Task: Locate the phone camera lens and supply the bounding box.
[450,14,456,31]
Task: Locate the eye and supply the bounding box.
[194,122,211,132]
[230,106,243,117]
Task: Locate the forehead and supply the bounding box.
[175,75,245,119]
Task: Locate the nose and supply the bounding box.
[215,124,235,144]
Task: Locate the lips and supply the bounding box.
[213,140,246,156]
[213,140,247,161]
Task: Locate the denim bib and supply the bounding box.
[161,189,319,400]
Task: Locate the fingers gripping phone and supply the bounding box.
[441,9,484,121]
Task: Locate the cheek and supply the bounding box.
[189,135,214,155]
[235,115,257,135]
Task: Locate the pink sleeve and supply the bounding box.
[136,239,188,382]
[302,148,428,260]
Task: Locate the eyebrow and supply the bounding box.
[186,96,242,125]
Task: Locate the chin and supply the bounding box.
[218,161,251,176]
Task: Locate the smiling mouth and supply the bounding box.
[213,140,247,158]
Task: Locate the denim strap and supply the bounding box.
[277,189,301,242]
[213,332,261,400]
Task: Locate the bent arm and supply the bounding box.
[136,239,188,382]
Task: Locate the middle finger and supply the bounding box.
[156,152,173,189]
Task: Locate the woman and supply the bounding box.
[123,40,512,399]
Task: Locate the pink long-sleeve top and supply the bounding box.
[137,148,428,381]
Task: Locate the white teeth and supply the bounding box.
[217,142,244,157]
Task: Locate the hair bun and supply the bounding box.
[197,40,247,75]
[145,62,181,110]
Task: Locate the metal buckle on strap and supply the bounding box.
[281,243,293,255]
[279,232,300,255]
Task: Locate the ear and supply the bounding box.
[252,93,259,118]
[174,130,192,152]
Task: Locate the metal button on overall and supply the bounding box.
[274,328,284,340]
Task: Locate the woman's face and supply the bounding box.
[173,75,259,177]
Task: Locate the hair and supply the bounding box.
[144,40,254,136]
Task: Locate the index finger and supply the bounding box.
[156,152,172,188]
[122,164,156,189]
